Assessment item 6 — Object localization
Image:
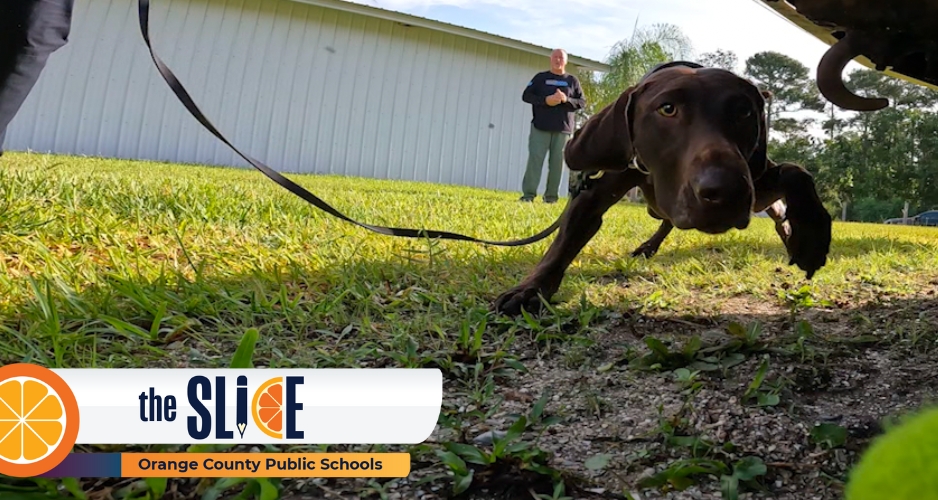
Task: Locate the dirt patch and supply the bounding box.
[398,289,938,500]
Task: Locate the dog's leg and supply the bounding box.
[493,169,644,316]
[753,162,832,278]
[631,220,673,258]
[753,175,790,250]
[629,180,673,258]
[763,200,791,248]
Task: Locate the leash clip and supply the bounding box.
[629,154,649,175]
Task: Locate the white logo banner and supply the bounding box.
[51,369,442,444]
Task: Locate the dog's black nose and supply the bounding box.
[694,169,748,206]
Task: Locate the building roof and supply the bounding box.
[289,0,612,72]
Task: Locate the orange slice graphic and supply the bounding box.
[0,364,79,477]
[251,377,284,439]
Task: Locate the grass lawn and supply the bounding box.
[1,151,937,499]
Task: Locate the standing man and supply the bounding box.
[0,0,75,158]
[519,48,586,203]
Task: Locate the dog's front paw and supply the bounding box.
[492,283,551,317]
[784,206,832,279]
[631,241,661,258]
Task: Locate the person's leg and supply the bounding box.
[543,131,570,203]
[521,125,550,201]
[0,0,75,157]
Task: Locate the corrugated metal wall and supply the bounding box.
[5,0,572,195]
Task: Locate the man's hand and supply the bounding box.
[546,89,566,106]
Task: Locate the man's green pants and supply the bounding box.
[521,125,570,202]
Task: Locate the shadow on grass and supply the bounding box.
[636,234,933,264]
[0,234,934,365]
[0,249,572,366]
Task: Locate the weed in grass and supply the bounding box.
[583,390,611,418]
[638,404,771,499]
[628,321,770,376]
[719,456,769,500]
[637,457,729,491]
[436,390,564,496]
[672,367,703,395]
[531,481,576,500]
[778,284,833,320]
[629,336,704,372]
[810,422,849,450]
[742,357,782,408]
[784,320,824,363]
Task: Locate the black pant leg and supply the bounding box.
[0,0,75,155]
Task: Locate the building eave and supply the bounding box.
[288,0,612,72]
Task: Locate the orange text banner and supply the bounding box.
[121,453,411,477]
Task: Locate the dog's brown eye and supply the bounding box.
[657,104,677,117]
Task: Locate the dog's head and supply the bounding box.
[564,63,769,234]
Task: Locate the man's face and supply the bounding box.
[550,50,567,72]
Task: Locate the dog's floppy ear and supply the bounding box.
[564,85,639,171]
[747,87,770,180]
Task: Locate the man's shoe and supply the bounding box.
[519,196,534,202]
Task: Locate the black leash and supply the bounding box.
[136,0,561,247]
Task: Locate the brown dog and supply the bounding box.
[494,62,832,316]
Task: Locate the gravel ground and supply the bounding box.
[375,287,938,500]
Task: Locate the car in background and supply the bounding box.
[883,210,938,226]
[883,217,910,225]
[910,210,938,227]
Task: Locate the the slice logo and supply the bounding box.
[0,364,79,477]
[184,374,304,441]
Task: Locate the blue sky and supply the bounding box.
[346,0,862,77]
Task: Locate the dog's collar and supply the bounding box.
[629,149,649,175]
[584,153,648,181]
[629,156,649,175]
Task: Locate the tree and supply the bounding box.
[808,68,938,221]
[698,49,738,72]
[578,23,694,119]
[744,51,824,131]
[814,133,863,220]
[820,101,845,141]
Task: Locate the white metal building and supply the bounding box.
[4,0,609,195]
